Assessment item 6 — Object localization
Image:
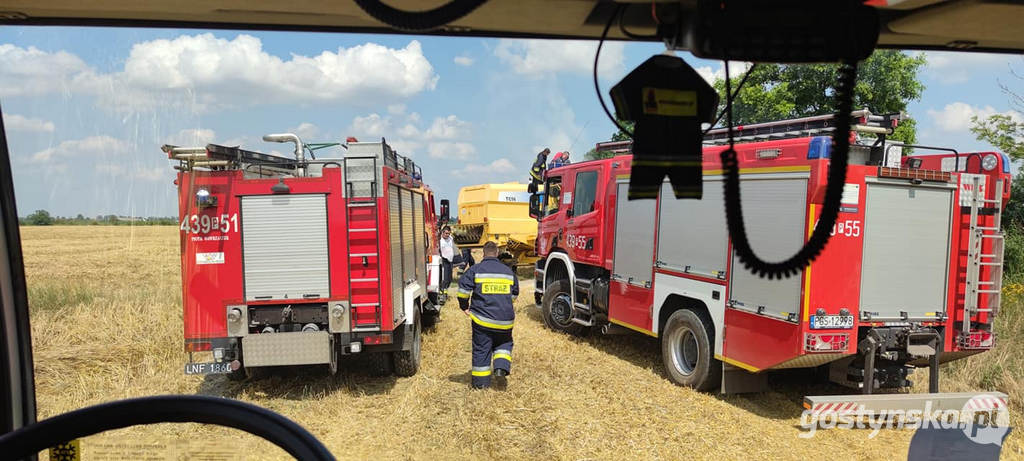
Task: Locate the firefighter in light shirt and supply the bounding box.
[457,241,518,389]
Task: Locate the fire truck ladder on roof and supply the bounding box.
[702,109,899,145]
[343,155,383,331]
[962,175,1004,339]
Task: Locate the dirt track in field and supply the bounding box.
[22,226,1023,459]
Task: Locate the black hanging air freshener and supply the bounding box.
[610,54,719,200]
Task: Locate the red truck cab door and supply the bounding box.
[537,174,563,257]
[563,166,604,267]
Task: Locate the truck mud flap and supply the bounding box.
[242,331,331,367]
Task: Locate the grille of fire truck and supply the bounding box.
[344,154,384,330]
[961,175,1004,347]
[702,109,899,145]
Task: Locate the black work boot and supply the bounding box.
[493,369,508,390]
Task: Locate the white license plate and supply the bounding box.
[810,315,854,329]
[184,362,234,375]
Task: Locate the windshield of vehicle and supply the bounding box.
[3,25,1022,459]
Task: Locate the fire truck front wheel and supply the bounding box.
[661,309,721,391]
[542,280,587,336]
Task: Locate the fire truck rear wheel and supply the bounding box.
[542,280,587,336]
[393,310,422,377]
[661,309,720,391]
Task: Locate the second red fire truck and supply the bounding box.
[530,111,1010,408]
[164,134,446,379]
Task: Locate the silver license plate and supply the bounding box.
[810,315,854,329]
[184,361,235,375]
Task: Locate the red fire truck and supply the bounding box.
[530,110,1011,407]
[163,134,445,379]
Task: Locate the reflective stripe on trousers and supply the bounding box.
[469,313,514,330]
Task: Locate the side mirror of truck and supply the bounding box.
[529,194,541,219]
[440,199,450,225]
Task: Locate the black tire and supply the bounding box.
[541,279,587,336]
[366,352,393,376]
[661,309,721,391]
[393,310,422,377]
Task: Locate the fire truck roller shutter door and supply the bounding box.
[728,177,808,320]
[657,179,728,278]
[860,182,954,321]
[389,188,403,325]
[413,191,425,286]
[402,188,416,287]
[241,194,329,301]
[612,182,657,287]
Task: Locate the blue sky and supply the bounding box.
[0,27,1020,217]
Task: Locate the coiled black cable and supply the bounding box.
[721,59,859,279]
[353,0,488,32]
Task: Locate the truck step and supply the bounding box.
[571,317,594,327]
[573,302,592,313]
[348,228,378,232]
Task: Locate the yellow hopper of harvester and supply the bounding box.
[453,182,537,267]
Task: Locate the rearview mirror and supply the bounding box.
[529,194,541,219]
[440,199,450,225]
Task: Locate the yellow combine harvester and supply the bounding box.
[452,182,537,267]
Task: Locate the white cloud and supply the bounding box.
[30,135,132,163]
[164,128,216,146]
[290,122,320,140]
[927,102,1022,132]
[424,115,470,140]
[694,66,719,85]
[0,44,93,97]
[453,158,515,177]
[0,34,439,112]
[694,60,752,84]
[427,142,476,160]
[454,55,474,66]
[95,164,169,182]
[494,39,624,77]
[1,113,55,133]
[921,51,1016,84]
[387,104,406,115]
[134,167,169,182]
[397,124,420,138]
[350,113,393,138]
[346,113,473,158]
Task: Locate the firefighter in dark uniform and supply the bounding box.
[457,241,518,389]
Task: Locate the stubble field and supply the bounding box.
[21,225,1023,459]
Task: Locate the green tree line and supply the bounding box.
[19,209,177,226]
